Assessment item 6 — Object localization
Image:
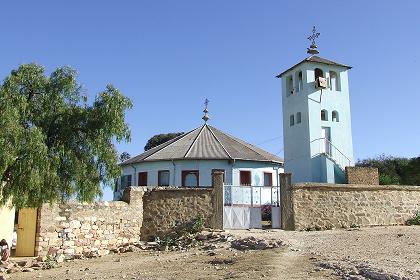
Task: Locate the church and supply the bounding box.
[115,27,354,200]
[278,27,354,183]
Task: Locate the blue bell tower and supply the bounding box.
[277,27,354,183]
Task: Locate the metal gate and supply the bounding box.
[223,185,281,229]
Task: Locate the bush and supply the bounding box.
[406,211,420,226]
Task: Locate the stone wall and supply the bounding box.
[141,188,214,241]
[35,188,144,258]
[346,166,379,185]
[280,173,420,231]
[34,172,224,257]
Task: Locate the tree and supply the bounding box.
[144,132,183,151]
[0,64,132,208]
[119,152,131,163]
[355,155,418,185]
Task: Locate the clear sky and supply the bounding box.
[1,1,419,200]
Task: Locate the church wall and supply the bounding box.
[280,174,420,230]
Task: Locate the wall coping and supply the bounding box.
[129,186,213,192]
[293,183,420,192]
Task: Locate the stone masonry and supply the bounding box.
[280,174,420,231]
[35,188,144,258]
[346,166,379,185]
[34,172,224,257]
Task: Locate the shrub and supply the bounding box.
[406,211,420,226]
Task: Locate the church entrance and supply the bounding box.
[223,185,281,229]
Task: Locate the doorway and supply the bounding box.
[15,208,37,257]
[321,127,331,155]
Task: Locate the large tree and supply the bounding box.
[144,132,183,151]
[0,64,132,208]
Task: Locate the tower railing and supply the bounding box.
[310,137,351,170]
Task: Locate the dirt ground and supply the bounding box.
[7,226,420,280]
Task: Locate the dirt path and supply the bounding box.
[6,226,419,280]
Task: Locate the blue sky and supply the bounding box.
[1,1,419,199]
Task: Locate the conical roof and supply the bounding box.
[121,124,283,165]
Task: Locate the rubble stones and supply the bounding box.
[230,237,284,251]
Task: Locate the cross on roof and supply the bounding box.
[307,26,320,55]
[202,98,210,123]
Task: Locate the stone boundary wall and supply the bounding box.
[346,166,379,185]
[140,188,214,241]
[35,188,144,258]
[280,174,420,231]
[34,171,224,257]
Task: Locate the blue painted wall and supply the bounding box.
[281,58,354,183]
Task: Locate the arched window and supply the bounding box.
[295,71,303,92]
[329,71,340,91]
[321,109,328,121]
[332,111,339,122]
[315,68,324,80]
[296,112,302,124]
[290,114,295,126]
[286,75,294,96]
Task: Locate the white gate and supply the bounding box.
[223,185,281,229]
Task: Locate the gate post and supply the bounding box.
[279,173,295,230]
[211,171,224,230]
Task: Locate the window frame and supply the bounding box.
[296,112,302,124]
[158,170,170,186]
[182,170,199,187]
[321,109,328,121]
[263,172,273,186]
[290,114,295,126]
[239,170,252,186]
[138,172,148,186]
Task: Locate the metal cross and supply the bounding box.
[307,26,320,46]
[204,98,209,110]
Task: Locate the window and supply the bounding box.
[158,170,170,186]
[263,172,273,186]
[295,71,303,92]
[290,114,295,126]
[296,112,302,124]
[321,109,328,121]
[212,169,225,182]
[315,68,324,80]
[182,170,199,187]
[329,71,340,91]
[286,75,294,96]
[240,171,251,186]
[332,111,339,122]
[138,172,148,186]
[121,174,132,189]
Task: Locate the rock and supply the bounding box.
[230,237,283,251]
[0,275,7,280]
[6,267,20,274]
[55,254,65,263]
[22,268,34,272]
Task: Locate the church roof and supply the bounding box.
[121,124,283,166]
[276,55,352,78]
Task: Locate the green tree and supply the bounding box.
[144,132,183,151]
[0,64,132,208]
[356,155,412,185]
[401,157,420,186]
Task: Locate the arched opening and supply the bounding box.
[295,71,303,92]
[315,68,324,80]
[332,110,339,122]
[286,75,294,96]
[329,71,340,91]
[290,114,295,126]
[296,112,302,124]
[321,109,328,121]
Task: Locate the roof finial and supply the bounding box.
[202,98,210,123]
[307,26,320,55]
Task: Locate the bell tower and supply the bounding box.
[277,27,354,183]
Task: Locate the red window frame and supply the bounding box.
[263,172,273,186]
[138,172,148,186]
[239,170,251,186]
[182,170,199,187]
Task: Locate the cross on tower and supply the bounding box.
[307,26,320,55]
[202,98,210,123]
